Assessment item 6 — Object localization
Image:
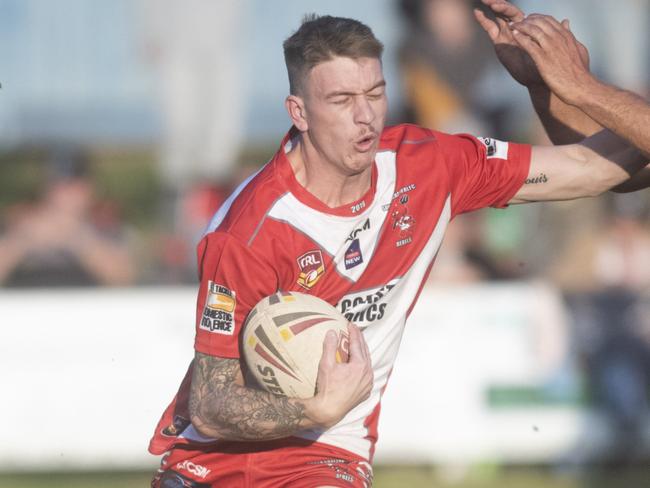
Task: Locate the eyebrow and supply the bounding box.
[325,80,386,99]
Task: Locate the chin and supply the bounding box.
[346,155,375,175]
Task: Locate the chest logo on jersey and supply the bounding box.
[344,239,363,269]
[338,280,399,326]
[390,194,416,247]
[382,183,416,211]
[297,250,325,290]
[200,281,236,335]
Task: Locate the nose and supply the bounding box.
[353,96,374,125]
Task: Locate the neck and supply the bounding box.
[287,134,373,208]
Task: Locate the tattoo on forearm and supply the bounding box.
[525,173,548,185]
[189,353,309,441]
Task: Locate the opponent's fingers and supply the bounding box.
[487,1,525,22]
[495,17,514,40]
[473,9,499,41]
[512,28,545,62]
[524,14,572,41]
[511,20,549,47]
[577,40,591,69]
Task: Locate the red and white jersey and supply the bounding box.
[149,124,531,461]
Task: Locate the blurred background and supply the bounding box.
[1,0,649,487]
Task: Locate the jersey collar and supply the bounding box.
[277,126,378,218]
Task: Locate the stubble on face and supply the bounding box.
[301,56,388,177]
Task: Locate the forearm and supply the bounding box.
[528,84,602,144]
[189,353,322,441]
[572,76,650,157]
[576,129,648,193]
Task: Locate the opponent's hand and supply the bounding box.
[510,14,592,105]
[307,323,373,429]
[474,0,542,87]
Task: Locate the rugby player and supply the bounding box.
[149,10,649,487]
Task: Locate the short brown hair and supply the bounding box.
[283,14,384,95]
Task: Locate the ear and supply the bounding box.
[285,95,308,132]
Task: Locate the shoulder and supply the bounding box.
[379,123,437,152]
[379,124,480,157]
[203,159,285,244]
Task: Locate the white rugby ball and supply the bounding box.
[242,291,349,398]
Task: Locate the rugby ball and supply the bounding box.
[242,291,349,398]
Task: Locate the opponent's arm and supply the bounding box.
[189,324,373,441]
[510,129,647,204]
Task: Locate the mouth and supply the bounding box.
[354,133,377,153]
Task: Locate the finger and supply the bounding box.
[360,329,371,364]
[512,29,544,63]
[473,9,499,41]
[561,18,570,30]
[495,17,515,41]
[511,20,549,47]
[351,322,370,362]
[346,322,366,362]
[526,14,568,40]
[489,1,525,22]
[319,329,337,369]
[577,41,591,69]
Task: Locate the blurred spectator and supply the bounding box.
[0,148,136,287]
[550,193,650,463]
[397,0,520,136]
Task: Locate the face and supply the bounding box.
[288,56,388,176]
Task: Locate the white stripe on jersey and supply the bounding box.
[294,195,452,458]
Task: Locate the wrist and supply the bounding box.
[564,71,602,107]
[301,395,337,430]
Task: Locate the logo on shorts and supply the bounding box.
[296,250,325,289]
[200,282,236,335]
[176,460,211,479]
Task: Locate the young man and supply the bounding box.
[149,13,648,488]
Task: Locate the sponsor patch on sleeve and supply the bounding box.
[478,137,509,160]
[199,281,236,335]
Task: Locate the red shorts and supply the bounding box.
[151,438,373,488]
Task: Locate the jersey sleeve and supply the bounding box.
[193,232,278,358]
[438,132,531,217]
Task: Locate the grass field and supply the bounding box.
[0,466,646,488]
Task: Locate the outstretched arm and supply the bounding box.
[189,324,373,441]
[511,129,647,204]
